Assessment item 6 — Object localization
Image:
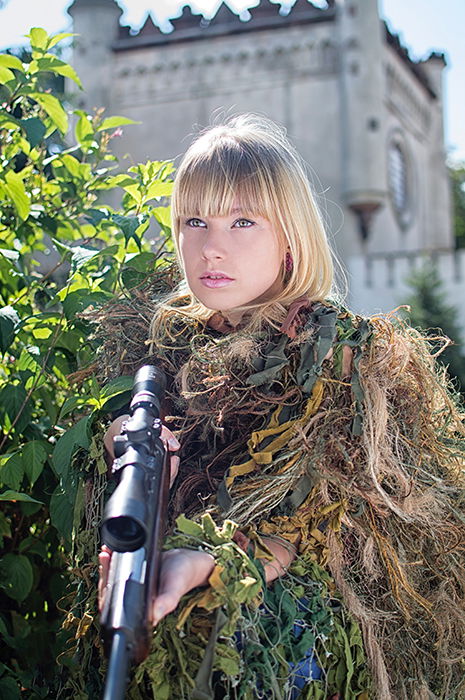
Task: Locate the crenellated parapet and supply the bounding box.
[112,1,336,51]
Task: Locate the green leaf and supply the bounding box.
[28,27,49,51]
[112,214,142,248]
[0,676,21,700]
[59,396,81,418]
[30,92,68,134]
[98,116,139,131]
[60,153,83,178]
[0,248,20,262]
[146,180,173,200]
[21,441,48,487]
[0,491,43,504]
[47,32,75,49]
[50,487,74,543]
[124,252,156,272]
[35,55,82,88]
[75,112,94,147]
[84,207,111,225]
[175,513,204,537]
[107,174,135,188]
[121,251,156,289]
[0,511,11,542]
[0,383,31,434]
[52,238,100,272]
[52,416,91,477]
[70,245,101,271]
[0,453,23,491]
[100,376,133,401]
[0,554,34,602]
[0,55,24,72]
[18,117,47,148]
[121,267,146,290]
[0,66,15,84]
[16,345,40,373]
[153,205,172,230]
[0,305,20,353]
[3,171,30,220]
[62,289,112,320]
[0,113,20,130]
[19,535,47,558]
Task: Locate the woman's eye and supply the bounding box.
[186,218,205,228]
[234,218,254,228]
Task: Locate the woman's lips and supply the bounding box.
[200,273,234,289]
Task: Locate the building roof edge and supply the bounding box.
[112,3,336,52]
[384,22,437,99]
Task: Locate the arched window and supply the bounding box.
[387,130,414,230]
[388,143,408,211]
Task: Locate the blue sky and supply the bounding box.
[1,0,463,162]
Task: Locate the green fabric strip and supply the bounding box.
[246,333,290,387]
[192,609,228,700]
[297,305,338,395]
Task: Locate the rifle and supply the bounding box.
[100,365,171,700]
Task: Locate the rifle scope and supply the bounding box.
[101,365,167,553]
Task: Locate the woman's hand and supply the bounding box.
[151,548,215,625]
[98,535,296,622]
[98,546,215,625]
[103,414,181,487]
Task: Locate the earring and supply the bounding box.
[285,251,293,273]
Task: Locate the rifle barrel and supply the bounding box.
[103,630,130,700]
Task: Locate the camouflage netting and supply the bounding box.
[61,265,465,700]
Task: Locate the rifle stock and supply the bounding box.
[100,365,170,698]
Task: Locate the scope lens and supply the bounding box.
[103,516,145,552]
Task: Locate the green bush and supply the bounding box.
[0,28,173,697]
[404,261,465,397]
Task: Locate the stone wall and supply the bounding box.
[347,249,465,332]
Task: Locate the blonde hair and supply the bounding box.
[152,113,336,333]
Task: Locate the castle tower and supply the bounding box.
[67,0,122,113]
[336,0,387,248]
[421,52,452,249]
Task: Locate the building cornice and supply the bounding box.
[384,22,436,99]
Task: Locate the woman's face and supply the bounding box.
[178,203,283,320]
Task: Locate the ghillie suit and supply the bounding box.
[62,266,465,700]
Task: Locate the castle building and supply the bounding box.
[68,0,464,321]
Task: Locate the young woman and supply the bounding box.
[100,114,465,700]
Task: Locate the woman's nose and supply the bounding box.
[201,228,226,260]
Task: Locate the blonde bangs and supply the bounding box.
[172,144,278,233]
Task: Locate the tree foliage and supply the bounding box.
[449,161,465,249]
[404,262,465,397]
[0,29,173,698]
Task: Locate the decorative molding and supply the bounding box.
[386,62,432,135]
[113,35,338,92]
[384,22,436,98]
